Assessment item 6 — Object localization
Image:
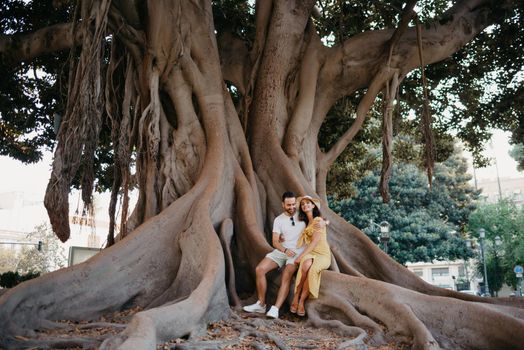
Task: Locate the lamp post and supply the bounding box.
[379,221,391,254]
[368,220,391,254]
[463,239,473,290]
[493,235,502,296]
[479,228,489,296]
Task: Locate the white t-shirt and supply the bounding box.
[272,212,306,253]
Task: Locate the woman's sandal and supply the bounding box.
[290,303,298,314]
[297,305,306,317]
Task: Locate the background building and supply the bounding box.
[475,177,524,205]
[406,260,477,293]
[0,190,114,267]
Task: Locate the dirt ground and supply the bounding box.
[28,307,406,349]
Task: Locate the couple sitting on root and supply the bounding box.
[243,191,331,319]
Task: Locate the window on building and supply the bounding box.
[432,267,449,277]
[458,266,465,277]
[413,269,423,277]
[438,284,452,289]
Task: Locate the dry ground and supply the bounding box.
[23,307,406,349]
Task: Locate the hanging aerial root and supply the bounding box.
[45,0,110,241]
[416,17,435,187]
[379,71,400,203]
[106,46,135,246]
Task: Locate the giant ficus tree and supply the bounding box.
[1,0,524,349]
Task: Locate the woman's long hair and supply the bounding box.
[298,202,322,225]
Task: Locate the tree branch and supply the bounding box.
[0,23,77,63]
[322,67,397,169]
[317,0,494,104]
[314,0,495,195]
[283,24,322,159]
[386,0,418,67]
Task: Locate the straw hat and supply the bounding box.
[297,195,321,209]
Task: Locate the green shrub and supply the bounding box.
[0,271,40,288]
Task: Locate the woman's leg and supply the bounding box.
[297,277,309,316]
[296,259,312,315]
[291,259,312,311]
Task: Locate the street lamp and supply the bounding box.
[479,228,490,296]
[462,239,473,290]
[368,220,391,254]
[493,235,503,296]
[379,221,391,254]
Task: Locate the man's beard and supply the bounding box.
[286,208,296,215]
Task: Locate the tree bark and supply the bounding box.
[1,1,523,349]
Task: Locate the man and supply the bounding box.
[243,191,306,319]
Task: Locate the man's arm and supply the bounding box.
[272,232,296,257]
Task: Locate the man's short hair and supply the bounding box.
[282,191,296,202]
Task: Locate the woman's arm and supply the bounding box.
[295,218,325,263]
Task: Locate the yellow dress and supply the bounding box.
[295,217,331,299]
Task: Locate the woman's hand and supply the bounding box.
[294,254,303,265]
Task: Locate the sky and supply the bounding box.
[0,152,53,196]
[468,130,523,181]
[0,130,522,196]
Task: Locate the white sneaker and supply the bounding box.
[243,301,266,314]
[266,305,279,319]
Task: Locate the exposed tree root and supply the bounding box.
[7,335,110,349]
[172,339,238,349]
[234,324,292,350]
[2,2,524,350]
[219,218,242,308]
[312,272,524,350]
[307,290,384,346]
[0,189,230,349]
[75,322,128,330]
[100,217,230,349]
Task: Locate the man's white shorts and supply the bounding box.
[266,249,297,268]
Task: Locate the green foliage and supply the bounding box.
[212,0,255,45]
[314,0,451,46]
[0,248,17,273]
[0,0,71,163]
[330,145,478,264]
[0,1,117,192]
[509,143,524,171]
[320,93,381,199]
[1,1,524,193]
[316,1,524,169]
[16,223,67,274]
[0,271,40,289]
[467,199,524,294]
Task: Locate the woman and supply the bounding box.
[291,195,331,316]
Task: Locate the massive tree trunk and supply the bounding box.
[1,0,523,349]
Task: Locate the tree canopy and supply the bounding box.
[1,1,524,349]
[468,199,524,295]
[2,0,524,179]
[331,144,478,264]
